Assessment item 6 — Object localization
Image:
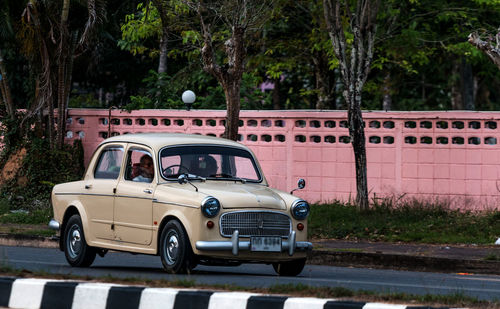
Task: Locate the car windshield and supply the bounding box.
[159,145,262,182]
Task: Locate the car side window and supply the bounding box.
[125,148,154,183]
[94,146,124,179]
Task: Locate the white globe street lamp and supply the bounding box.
[182,90,196,111]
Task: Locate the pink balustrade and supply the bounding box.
[65,109,500,209]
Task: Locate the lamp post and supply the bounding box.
[107,106,118,138]
[182,90,196,111]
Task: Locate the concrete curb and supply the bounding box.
[0,277,454,309]
[0,234,58,249]
[309,250,500,275]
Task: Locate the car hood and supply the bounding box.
[197,182,287,210]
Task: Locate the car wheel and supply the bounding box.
[63,214,96,267]
[159,220,195,274]
[272,258,306,276]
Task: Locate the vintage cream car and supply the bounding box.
[49,133,312,276]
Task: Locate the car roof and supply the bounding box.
[100,133,248,152]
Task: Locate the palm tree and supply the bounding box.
[0,1,16,121]
[19,0,106,149]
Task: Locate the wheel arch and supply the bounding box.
[59,205,86,251]
[157,215,192,254]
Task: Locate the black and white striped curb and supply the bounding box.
[0,277,456,309]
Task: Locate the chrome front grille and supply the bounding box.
[220,211,291,237]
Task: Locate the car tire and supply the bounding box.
[159,220,196,274]
[63,214,96,267]
[272,258,306,276]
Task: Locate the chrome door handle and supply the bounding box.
[143,189,153,194]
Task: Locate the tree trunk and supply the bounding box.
[323,0,379,211]
[158,31,168,74]
[272,78,281,110]
[450,60,463,110]
[222,81,241,141]
[349,104,368,210]
[152,0,169,76]
[198,14,245,142]
[315,59,327,110]
[56,0,71,149]
[56,60,67,148]
[0,49,15,119]
[313,52,336,110]
[462,58,475,110]
[47,97,55,150]
[382,72,392,111]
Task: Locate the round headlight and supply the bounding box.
[291,199,310,220]
[201,197,221,218]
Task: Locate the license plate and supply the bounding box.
[250,236,282,252]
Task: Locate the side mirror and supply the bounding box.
[177,174,199,192]
[297,178,305,189]
[290,178,306,195]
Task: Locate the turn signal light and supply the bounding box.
[207,221,214,229]
[297,223,304,231]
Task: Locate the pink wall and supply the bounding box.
[65,109,500,209]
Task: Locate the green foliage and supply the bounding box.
[0,113,25,155]
[0,198,9,215]
[122,70,271,111]
[68,93,103,108]
[308,199,500,244]
[366,0,500,110]
[118,1,191,58]
[118,2,162,57]
[0,138,84,212]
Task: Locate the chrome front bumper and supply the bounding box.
[195,230,313,256]
[48,219,60,231]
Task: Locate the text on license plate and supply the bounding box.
[251,236,282,252]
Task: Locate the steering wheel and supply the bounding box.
[162,164,190,177]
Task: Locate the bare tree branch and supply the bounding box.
[468,30,500,70]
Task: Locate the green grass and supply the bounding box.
[308,199,500,244]
[485,254,500,261]
[0,207,53,225]
[1,196,499,246]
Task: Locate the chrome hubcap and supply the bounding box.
[67,224,82,259]
[165,231,179,265]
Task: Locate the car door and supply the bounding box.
[81,144,125,241]
[113,146,155,246]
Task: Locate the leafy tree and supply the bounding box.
[323,0,380,210]
[18,0,106,149]
[183,0,274,140]
[248,0,341,110]
[367,0,500,111]
[119,1,189,75]
[468,0,500,70]
[0,1,21,122]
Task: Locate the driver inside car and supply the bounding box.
[133,154,154,182]
[192,155,218,177]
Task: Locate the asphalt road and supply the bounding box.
[1,245,499,301]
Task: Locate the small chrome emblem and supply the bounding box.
[257,219,264,229]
